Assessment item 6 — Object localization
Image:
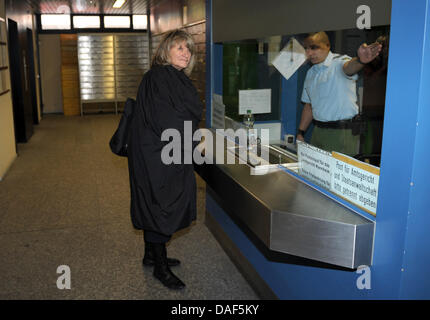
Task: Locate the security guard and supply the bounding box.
[297,31,382,156]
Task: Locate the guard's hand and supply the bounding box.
[357,42,382,64]
[296,134,305,142]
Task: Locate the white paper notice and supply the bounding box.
[238,89,271,115]
[272,37,307,80]
[297,141,333,190]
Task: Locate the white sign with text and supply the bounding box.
[331,152,379,215]
[297,141,333,190]
[238,89,271,115]
[296,142,379,215]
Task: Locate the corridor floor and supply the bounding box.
[0,114,259,300]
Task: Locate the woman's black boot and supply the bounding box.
[142,242,181,267]
[152,242,185,290]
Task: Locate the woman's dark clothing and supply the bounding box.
[127,64,202,237]
[144,230,171,244]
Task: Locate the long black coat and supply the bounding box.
[127,64,203,236]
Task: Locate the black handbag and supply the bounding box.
[109,98,136,157]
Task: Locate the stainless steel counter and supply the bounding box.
[196,131,374,269]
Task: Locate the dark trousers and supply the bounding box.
[144,230,171,244]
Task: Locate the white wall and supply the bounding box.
[0,0,17,180]
[39,34,63,113]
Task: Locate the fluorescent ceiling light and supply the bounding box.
[113,0,126,8]
[104,16,130,28]
[73,16,100,28]
[41,14,71,30]
[132,15,147,29]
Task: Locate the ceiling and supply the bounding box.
[22,0,154,15]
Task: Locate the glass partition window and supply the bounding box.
[132,15,148,30]
[221,27,389,160]
[104,16,131,29]
[41,14,71,30]
[73,16,100,29]
[222,40,282,123]
[219,26,390,217]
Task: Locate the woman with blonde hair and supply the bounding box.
[127,29,203,290]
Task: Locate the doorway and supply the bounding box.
[7,19,33,144]
[26,28,38,125]
[39,34,63,114]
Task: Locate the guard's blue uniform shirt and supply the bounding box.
[301,51,359,122]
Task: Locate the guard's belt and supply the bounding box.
[313,115,366,136]
[313,115,359,129]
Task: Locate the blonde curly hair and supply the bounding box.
[151,29,196,76]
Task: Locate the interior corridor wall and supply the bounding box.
[0,0,17,180]
[5,0,39,142]
[38,34,63,114]
[31,14,41,122]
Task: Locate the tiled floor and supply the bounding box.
[0,114,259,300]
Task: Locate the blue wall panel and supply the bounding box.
[371,0,429,299]
[213,44,223,95]
[398,0,430,299]
[280,75,298,138]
